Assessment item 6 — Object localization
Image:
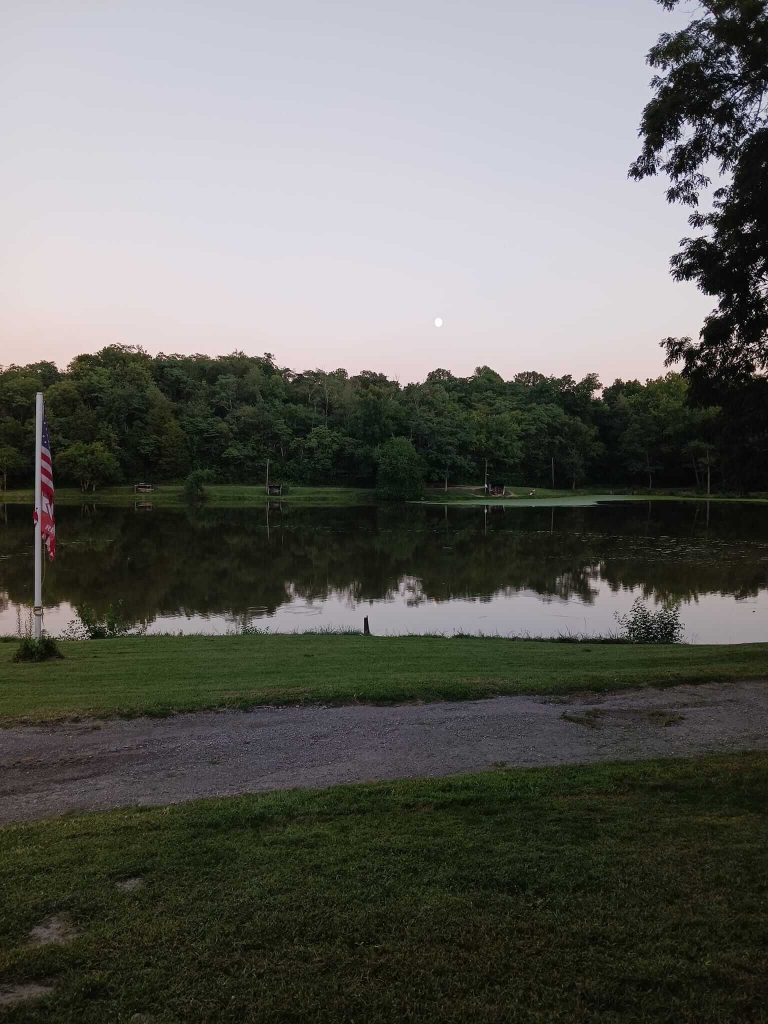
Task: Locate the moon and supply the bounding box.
[433,317,443,328]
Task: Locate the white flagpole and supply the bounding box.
[33,391,43,639]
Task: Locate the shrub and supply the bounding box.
[183,469,214,503]
[14,635,64,662]
[62,603,134,640]
[615,598,684,644]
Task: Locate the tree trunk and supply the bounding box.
[484,457,488,492]
[551,456,555,488]
[706,453,711,497]
[691,456,700,489]
[444,469,448,492]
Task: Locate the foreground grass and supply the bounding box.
[2,634,768,723]
[0,484,375,508]
[1,755,767,1022]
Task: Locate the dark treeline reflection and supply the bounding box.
[1,502,768,628]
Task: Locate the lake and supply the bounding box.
[1,499,767,643]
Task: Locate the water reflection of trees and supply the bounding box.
[1,501,767,627]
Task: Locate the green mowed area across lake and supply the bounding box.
[2,634,768,722]
[1,754,766,1022]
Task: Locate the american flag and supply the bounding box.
[34,413,56,561]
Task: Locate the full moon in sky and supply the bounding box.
[433,317,443,328]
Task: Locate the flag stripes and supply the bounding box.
[33,410,56,561]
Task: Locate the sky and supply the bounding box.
[0,0,712,384]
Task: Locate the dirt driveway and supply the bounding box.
[2,679,766,824]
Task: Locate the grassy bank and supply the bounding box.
[1,754,766,1022]
[4,483,767,508]
[2,634,767,723]
[423,485,768,505]
[0,484,375,508]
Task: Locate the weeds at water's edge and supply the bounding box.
[0,627,675,645]
[229,626,631,642]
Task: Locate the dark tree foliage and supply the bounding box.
[630,0,768,386]
[376,438,424,501]
[0,344,764,492]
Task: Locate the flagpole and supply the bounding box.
[33,391,43,639]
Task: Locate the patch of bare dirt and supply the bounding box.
[28,914,78,946]
[116,877,145,892]
[561,707,685,729]
[0,981,56,1007]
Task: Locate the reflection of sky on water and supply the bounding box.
[1,500,767,644]
[4,579,767,645]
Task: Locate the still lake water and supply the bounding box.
[1,499,767,643]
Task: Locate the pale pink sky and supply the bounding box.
[0,0,711,382]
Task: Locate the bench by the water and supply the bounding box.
[134,482,154,494]
[267,483,283,497]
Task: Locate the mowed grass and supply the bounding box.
[0,484,375,507]
[424,485,768,504]
[1,634,768,723]
[1,755,767,1022]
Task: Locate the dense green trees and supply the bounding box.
[376,438,424,501]
[56,442,120,493]
[631,0,768,385]
[0,345,761,492]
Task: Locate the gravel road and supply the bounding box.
[2,680,767,824]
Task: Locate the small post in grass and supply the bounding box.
[363,616,370,636]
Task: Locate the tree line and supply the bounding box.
[0,345,764,495]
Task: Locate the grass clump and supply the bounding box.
[0,754,766,1022]
[13,636,64,663]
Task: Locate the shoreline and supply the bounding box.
[3,483,767,508]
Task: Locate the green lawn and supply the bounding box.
[1,754,766,1022]
[0,484,375,508]
[423,485,768,505]
[1,634,767,723]
[4,483,766,509]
